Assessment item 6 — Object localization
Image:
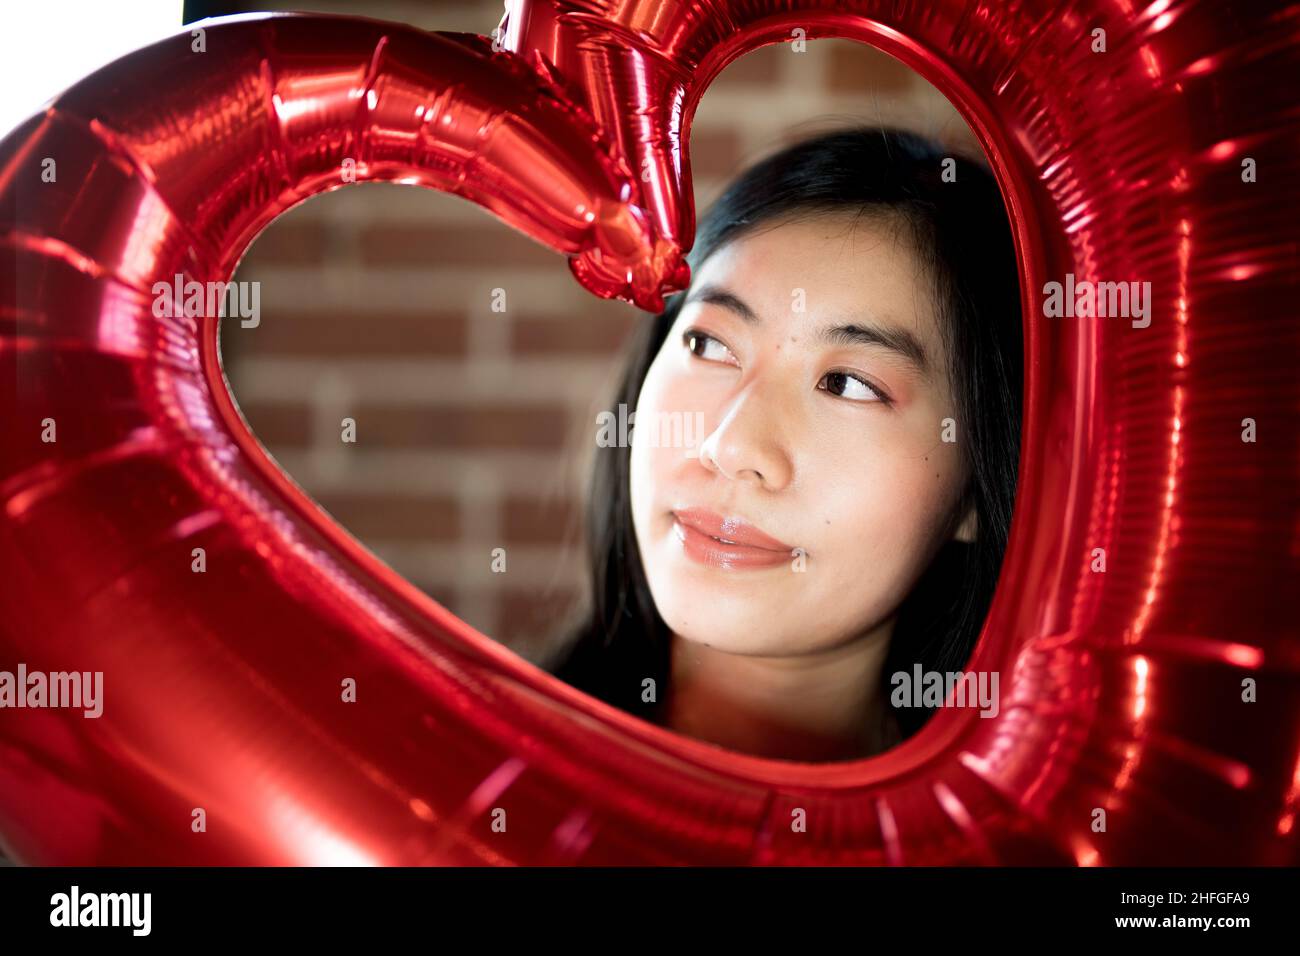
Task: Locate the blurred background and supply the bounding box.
[2,0,982,669]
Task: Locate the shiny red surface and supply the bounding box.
[1,2,1297,865]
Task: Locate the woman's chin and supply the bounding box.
[649,548,803,627]
[656,597,796,654]
[668,626,778,656]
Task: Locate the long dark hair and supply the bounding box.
[548,126,1022,743]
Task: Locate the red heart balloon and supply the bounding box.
[1,1,1297,865]
[0,12,682,865]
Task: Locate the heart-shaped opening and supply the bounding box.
[219,32,1026,777]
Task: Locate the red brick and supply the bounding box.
[236,402,312,448]
[349,404,571,449]
[246,222,329,264]
[497,586,582,644]
[502,496,581,545]
[412,582,459,617]
[314,492,459,542]
[226,310,468,358]
[826,43,915,95]
[510,313,636,355]
[715,46,785,88]
[689,128,745,180]
[357,223,559,268]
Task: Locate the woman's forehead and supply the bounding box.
[688,214,946,349]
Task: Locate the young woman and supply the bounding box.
[549,126,1023,763]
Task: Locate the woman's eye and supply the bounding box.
[819,371,890,404]
[682,329,736,365]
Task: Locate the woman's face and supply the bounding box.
[629,211,976,657]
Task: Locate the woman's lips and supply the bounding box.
[670,508,797,570]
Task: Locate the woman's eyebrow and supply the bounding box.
[818,323,930,376]
[684,284,760,322]
[683,282,931,375]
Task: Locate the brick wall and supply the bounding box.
[217,0,981,664]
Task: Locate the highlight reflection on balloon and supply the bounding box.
[0,2,1297,865]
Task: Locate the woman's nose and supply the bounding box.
[695,382,794,491]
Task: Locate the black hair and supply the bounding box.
[548,126,1022,745]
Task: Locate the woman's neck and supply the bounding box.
[661,623,898,762]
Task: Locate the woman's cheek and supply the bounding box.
[629,365,686,521]
[814,436,954,585]
[867,400,969,526]
[640,370,715,462]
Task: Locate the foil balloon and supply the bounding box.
[1,1,1298,865]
